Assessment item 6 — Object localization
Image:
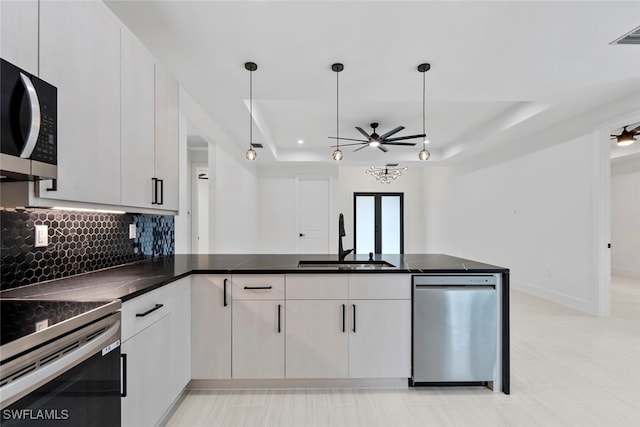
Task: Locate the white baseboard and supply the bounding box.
[612,266,640,278]
[511,279,597,315]
[188,378,409,390]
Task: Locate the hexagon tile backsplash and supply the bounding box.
[0,209,174,291]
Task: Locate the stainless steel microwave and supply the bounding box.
[1,58,57,181]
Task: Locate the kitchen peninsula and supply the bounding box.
[1,253,510,426]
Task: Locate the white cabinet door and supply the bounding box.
[0,0,38,75]
[232,299,284,378]
[38,1,121,205]
[166,278,191,399]
[286,300,348,378]
[348,300,412,378]
[154,63,179,211]
[121,316,170,427]
[120,30,155,209]
[192,275,232,379]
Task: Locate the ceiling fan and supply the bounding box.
[329,122,426,152]
[610,124,640,147]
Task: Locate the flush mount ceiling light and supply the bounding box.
[365,164,408,184]
[417,63,431,161]
[331,63,344,161]
[610,124,639,147]
[245,61,258,160]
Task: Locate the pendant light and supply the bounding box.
[245,61,258,161]
[331,63,344,161]
[417,63,431,161]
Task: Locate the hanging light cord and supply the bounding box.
[336,68,340,150]
[422,69,426,147]
[249,69,253,149]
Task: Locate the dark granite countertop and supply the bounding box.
[0,254,508,302]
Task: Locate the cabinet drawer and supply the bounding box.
[121,286,170,342]
[232,274,285,300]
[348,274,411,300]
[286,274,348,300]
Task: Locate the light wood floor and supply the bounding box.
[165,275,640,427]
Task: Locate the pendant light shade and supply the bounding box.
[417,63,431,161]
[245,61,258,161]
[332,63,344,161]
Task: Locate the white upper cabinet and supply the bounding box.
[0,0,38,75]
[38,1,121,205]
[153,63,179,211]
[120,31,155,209]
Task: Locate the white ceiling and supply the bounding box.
[105,0,640,165]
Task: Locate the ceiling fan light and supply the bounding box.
[369,140,380,147]
[246,147,257,160]
[419,149,431,161]
[617,136,636,147]
[332,148,343,161]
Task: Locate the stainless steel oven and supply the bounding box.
[0,300,121,426]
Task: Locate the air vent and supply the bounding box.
[251,143,263,149]
[611,25,640,45]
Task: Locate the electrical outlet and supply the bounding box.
[35,225,48,247]
[35,319,49,331]
[129,223,136,239]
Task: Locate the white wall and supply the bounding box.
[208,145,258,253]
[611,156,640,277]
[424,134,604,314]
[173,113,190,254]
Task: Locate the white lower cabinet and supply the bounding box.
[285,300,348,378]
[121,315,170,427]
[348,299,412,378]
[232,299,285,378]
[191,275,232,379]
[121,277,190,426]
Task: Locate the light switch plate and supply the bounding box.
[129,223,136,239]
[35,225,48,247]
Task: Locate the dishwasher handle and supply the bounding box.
[414,285,495,290]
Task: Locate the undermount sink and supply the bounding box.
[297,260,395,269]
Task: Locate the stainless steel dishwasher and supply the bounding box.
[412,275,497,384]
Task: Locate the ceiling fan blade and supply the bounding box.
[380,126,405,140]
[328,136,369,143]
[355,127,371,139]
[382,142,416,146]
[384,133,426,142]
[610,135,618,138]
[353,145,369,152]
[630,125,640,134]
[330,142,368,147]
[378,145,389,152]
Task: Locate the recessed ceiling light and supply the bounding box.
[297,139,304,144]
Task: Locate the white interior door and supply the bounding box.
[296,177,330,254]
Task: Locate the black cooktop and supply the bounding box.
[0,299,109,345]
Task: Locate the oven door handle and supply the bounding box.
[0,317,121,409]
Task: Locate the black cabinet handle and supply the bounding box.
[223,278,228,307]
[152,178,158,204]
[121,353,127,397]
[278,304,282,333]
[352,304,356,333]
[342,304,346,333]
[158,179,164,205]
[46,179,57,192]
[299,233,305,237]
[136,303,163,317]
[243,286,272,290]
